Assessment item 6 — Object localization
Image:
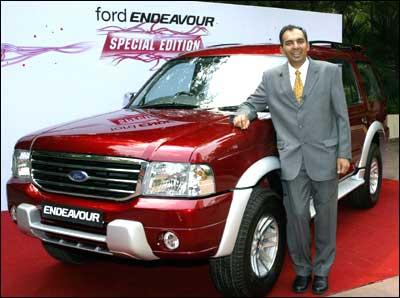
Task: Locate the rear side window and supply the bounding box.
[340,62,361,105]
[332,60,361,106]
[356,62,383,102]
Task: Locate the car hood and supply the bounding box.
[30,108,235,162]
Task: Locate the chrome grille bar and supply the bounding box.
[31,159,140,173]
[31,169,137,183]
[31,150,142,164]
[34,179,135,194]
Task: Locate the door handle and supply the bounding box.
[361,117,368,125]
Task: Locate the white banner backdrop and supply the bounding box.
[1,1,342,210]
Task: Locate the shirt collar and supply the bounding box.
[288,57,309,75]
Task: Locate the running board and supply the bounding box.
[337,176,365,200]
[310,176,365,218]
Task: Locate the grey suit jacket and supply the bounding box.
[238,58,352,181]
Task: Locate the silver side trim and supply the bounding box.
[358,121,384,169]
[338,175,365,200]
[309,175,365,218]
[16,203,159,260]
[236,156,280,188]
[213,156,280,257]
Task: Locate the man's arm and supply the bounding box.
[234,72,269,129]
[331,65,352,173]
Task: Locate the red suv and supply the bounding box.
[8,41,387,297]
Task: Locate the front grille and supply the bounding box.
[31,151,146,201]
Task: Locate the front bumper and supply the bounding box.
[8,180,232,259]
[17,203,158,260]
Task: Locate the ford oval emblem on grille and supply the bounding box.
[68,170,89,182]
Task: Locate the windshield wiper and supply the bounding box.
[138,102,199,109]
[217,106,239,111]
[173,91,194,97]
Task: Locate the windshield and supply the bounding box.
[130,55,287,109]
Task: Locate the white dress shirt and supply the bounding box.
[288,58,309,90]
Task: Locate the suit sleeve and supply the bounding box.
[236,71,269,121]
[331,65,352,160]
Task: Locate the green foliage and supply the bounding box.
[205,0,399,114]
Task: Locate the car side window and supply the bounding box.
[333,61,361,106]
[356,62,383,102]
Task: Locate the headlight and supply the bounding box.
[12,149,31,178]
[142,162,215,197]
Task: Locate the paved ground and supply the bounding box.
[330,276,399,297]
[381,138,399,180]
[330,138,399,297]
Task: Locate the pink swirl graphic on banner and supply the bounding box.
[98,23,208,70]
[97,22,208,36]
[1,42,93,67]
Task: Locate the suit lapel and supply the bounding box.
[279,63,297,106]
[302,58,319,99]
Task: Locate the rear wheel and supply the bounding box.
[348,143,382,209]
[209,188,286,297]
[42,242,93,264]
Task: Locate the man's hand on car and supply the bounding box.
[337,158,350,174]
[233,114,250,130]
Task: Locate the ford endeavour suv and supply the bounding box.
[7,41,388,297]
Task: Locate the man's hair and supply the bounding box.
[279,25,308,45]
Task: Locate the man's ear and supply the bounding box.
[279,46,284,55]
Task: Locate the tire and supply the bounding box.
[42,241,93,265]
[209,188,286,297]
[348,143,382,209]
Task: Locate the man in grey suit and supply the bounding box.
[234,25,351,295]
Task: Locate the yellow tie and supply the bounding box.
[294,70,303,103]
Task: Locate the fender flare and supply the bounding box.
[358,121,385,169]
[213,156,280,257]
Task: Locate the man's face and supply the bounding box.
[280,29,309,68]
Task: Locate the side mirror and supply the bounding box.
[123,92,136,107]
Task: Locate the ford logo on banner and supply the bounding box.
[68,170,89,183]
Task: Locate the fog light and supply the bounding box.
[163,231,179,250]
[10,205,17,222]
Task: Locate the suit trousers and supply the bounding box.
[282,162,338,277]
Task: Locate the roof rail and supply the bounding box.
[206,43,242,48]
[309,40,364,52]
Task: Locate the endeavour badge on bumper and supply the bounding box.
[41,203,104,228]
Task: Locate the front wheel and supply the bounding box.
[209,188,286,297]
